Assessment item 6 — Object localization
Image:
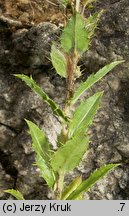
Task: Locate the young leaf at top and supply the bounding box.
[61,176,82,200]
[85,11,103,39]
[61,12,89,54]
[26,120,55,188]
[69,92,103,138]
[51,44,67,78]
[66,164,120,199]
[4,189,25,200]
[60,0,69,7]
[14,74,68,122]
[71,60,124,105]
[82,0,96,7]
[51,132,89,174]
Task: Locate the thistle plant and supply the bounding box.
[5,0,124,200]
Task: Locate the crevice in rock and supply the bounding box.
[117,80,129,122]
[0,150,18,189]
[0,122,19,134]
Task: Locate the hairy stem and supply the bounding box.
[55,3,81,199]
[76,0,80,12]
[54,173,64,199]
[65,49,78,104]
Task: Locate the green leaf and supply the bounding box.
[61,176,82,200]
[71,60,124,105]
[25,120,55,188]
[82,0,96,7]
[51,132,89,174]
[61,12,89,54]
[4,189,25,200]
[85,11,103,39]
[60,0,69,7]
[51,45,67,78]
[69,92,103,138]
[36,154,55,188]
[14,74,68,122]
[76,66,82,78]
[66,164,120,200]
[25,120,51,162]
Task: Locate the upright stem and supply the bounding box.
[76,0,80,12]
[54,49,79,199]
[82,4,86,16]
[65,49,78,105]
[54,2,80,199]
[54,173,64,200]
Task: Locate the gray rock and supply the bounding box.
[12,22,58,68]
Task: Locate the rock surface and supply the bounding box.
[0,0,129,199]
